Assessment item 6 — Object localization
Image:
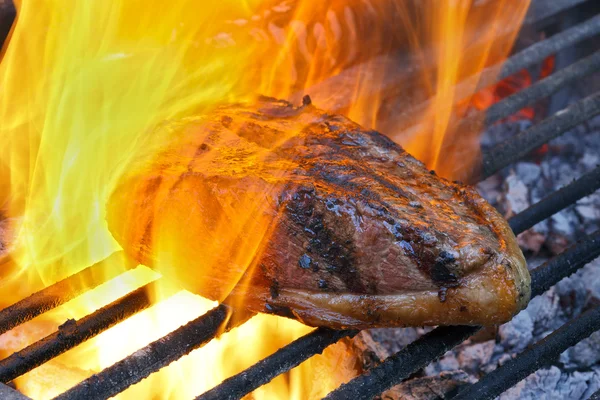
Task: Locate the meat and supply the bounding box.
[106,96,530,329]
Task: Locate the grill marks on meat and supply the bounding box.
[107,97,530,329]
[285,187,365,294]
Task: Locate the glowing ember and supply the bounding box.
[469,55,556,121]
[0,0,530,398]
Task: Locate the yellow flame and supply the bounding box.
[0,0,530,398]
[240,0,530,179]
[0,1,358,398]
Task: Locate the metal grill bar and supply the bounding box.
[0,280,169,383]
[508,165,600,234]
[481,91,600,179]
[502,13,600,79]
[524,0,590,27]
[197,328,358,400]
[54,304,251,400]
[193,172,600,400]
[485,50,600,125]
[324,231,600,400]
[451,305,600,400]
[0,252,136,336]
[453,50,600,180]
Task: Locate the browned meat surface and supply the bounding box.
[107,96,530,329]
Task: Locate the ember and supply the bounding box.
[468,55,556,122]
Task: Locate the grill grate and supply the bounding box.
[0,280,163,383]
[53,304,255,400]
[0,1,600,400]
[451,303,600,400]
[0,253,137,337]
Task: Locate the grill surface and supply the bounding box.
[1,1,600,399]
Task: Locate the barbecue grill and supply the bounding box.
[1,0,600,399]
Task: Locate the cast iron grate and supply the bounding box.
[0,1,599,399]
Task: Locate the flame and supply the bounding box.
[384,1,531,180]
[0,0,531,399]
[233,0,531,180]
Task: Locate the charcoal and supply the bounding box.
[476,174,504,208]
[550,212,579,238]
[517,230,547,254]
[345,331,390,371]
[576,203,599,220]
[367,328,425,355]
[546,232,573,255]
[378,371,475,400]
[499,366,600,400]
[560,331,600,370]
[576,193,600,221]
[580,152,600,170]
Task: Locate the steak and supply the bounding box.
[107,96,530,329]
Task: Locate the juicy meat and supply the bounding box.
[107,96,530,329]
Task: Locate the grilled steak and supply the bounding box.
[107,96,530,329]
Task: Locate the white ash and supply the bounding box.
[561,331,600,370]
[499,366,600,400]
[479,120,533,150]
[497,310,533,353]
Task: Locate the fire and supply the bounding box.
[0,0,530,399]
[239,0,531,180]
[383,1,531,180]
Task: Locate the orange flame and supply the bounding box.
[233,0,531,179]
[0,0,530,398]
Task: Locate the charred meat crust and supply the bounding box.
[107,96,531,329]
